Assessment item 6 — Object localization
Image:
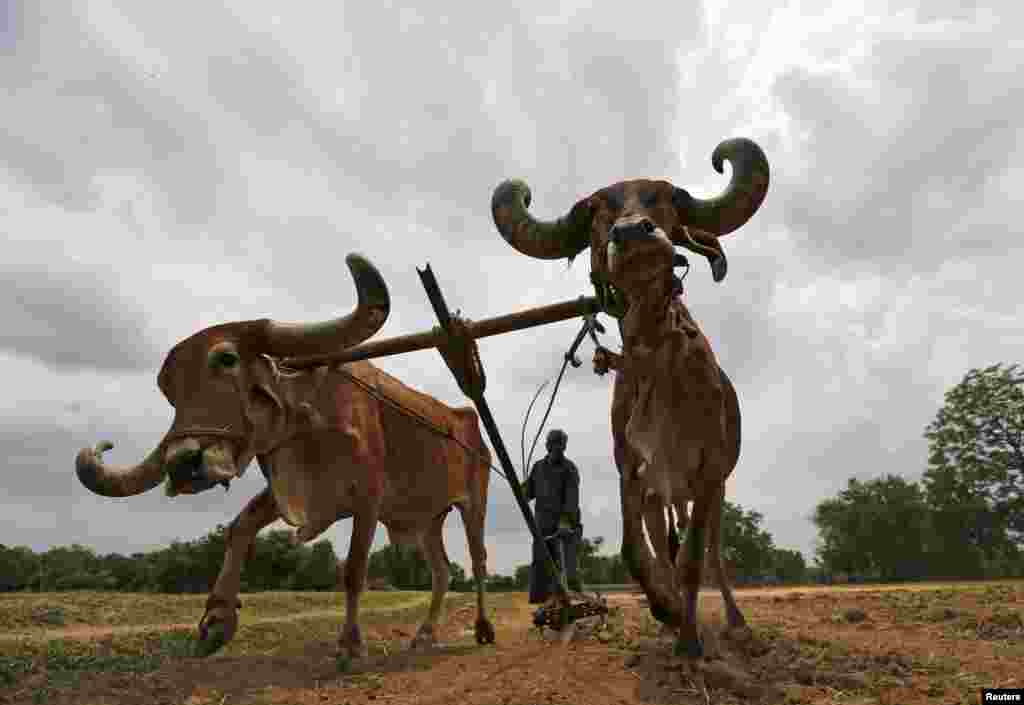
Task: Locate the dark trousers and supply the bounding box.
[528,522,580,604]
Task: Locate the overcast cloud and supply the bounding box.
[2,0,1021,577]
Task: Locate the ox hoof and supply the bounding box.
[673,633,705,660]
[194,611,238,658]
[475,617,496,645]
[410,625,437,651]
[338,624,368,664]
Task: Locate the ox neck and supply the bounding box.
[620,274,682,353]
[629,274,678,320]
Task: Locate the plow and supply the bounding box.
[282,265,612,636]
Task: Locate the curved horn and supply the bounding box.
[672,137,770,237]
[263,253,390,357]
[490,180,594,260]
[76,440,167,498]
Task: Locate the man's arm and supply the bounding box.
[524,462,538,502]
[561,462,580,526]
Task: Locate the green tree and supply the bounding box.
[448,561,471,591]
[0,544,40,591]
[923,363,1024,577]
[812,475,930,580]
[513,564,530,589]
[720,502,776,582]
[770,548,807,584]
[244,529,305,590]
[366,544,431,590]
[290,540,338,590]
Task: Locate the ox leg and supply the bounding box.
[339,508,378,661]
[459,502,495,645]
[195,488,278,657]
[674,490,710,660]
[708,484,747,632]
[643,495,671,569]
[411,512,449,650]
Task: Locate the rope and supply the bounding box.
[330,367,509,482]
[525,354,573,479]
[520,379,550,484]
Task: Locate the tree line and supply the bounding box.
[1,499,804,594]
[6,363,1016,593]
[811,363,1023,582]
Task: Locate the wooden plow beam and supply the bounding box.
[281,292,602,370]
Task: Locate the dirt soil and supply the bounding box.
[2,582,1022,705]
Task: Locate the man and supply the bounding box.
[525,428,582,603]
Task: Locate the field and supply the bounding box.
[1,581,1022,705]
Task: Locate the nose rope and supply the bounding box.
[164,427,244,445]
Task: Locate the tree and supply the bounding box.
[770,548,807,584]
[719,502,776,583]
[366,544,431,590]
[513,564,530,589]
[923,363,1024,577]
[812,475,930,580]
[448,561,471,591]
[290,540,338,591]
[0,544,40,591]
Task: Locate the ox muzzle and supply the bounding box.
[164,435,239,494]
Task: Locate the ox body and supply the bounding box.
[74,254,496,660]
[490,138,770,660]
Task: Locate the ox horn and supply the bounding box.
[490,180,594,260]
[262,253,390,358]
[76,440,167,498]
[672,137,770,238]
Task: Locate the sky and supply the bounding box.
[2,0,1021,577]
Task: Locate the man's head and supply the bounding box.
[546,429,568,461]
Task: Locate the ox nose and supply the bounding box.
[609,219,656,245]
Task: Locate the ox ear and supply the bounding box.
[675,226,728,282]
[248,354,285,415]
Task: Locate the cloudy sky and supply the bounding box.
[2,0,1021,577]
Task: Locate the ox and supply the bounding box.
[489,138,769,660]
[74,254,496,660]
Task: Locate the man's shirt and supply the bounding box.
[525,455,580,525]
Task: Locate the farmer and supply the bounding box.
[525,428,582,603]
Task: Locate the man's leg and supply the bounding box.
[564,533,581,592]
[529,520,557,604]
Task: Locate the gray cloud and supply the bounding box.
[0,263,162,372]
[773,18,1022,277]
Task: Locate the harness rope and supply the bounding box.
[308,365,511,482]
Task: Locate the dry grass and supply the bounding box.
[1,583,1021,705]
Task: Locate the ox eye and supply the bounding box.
[643,221,655,234]
[212,350,240,368]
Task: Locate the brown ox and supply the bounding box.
[74,254,495,660]
[490,138,769,660]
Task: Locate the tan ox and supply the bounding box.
[74,254,495,660]
[489,138,769,660]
